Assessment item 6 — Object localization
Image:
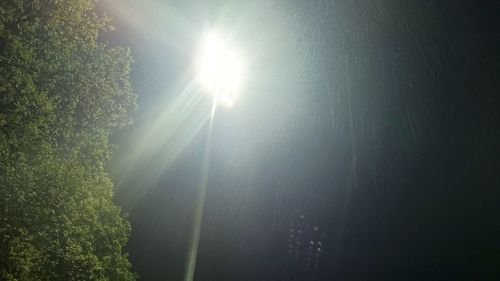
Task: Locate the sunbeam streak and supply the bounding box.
[111,79,211,211]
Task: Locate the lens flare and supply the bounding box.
[196,31,242,107]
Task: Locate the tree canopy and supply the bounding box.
[0,0,137,280]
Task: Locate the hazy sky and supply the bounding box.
[100,1,500,280]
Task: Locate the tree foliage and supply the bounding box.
[0,0,137,280]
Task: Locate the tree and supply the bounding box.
[0,1,137,279]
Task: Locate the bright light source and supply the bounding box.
[219,94,236,108]
[196,31,242,107]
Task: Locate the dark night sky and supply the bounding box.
[101,1,500,280]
